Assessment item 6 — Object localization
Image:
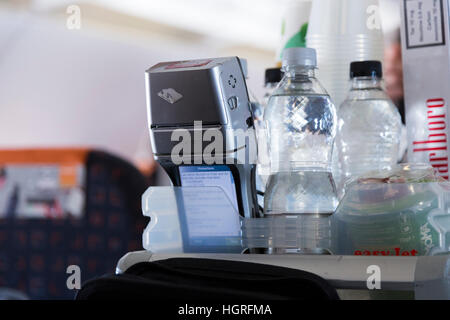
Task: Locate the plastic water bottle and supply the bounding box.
[262,68,283,109]
[335,61,402,192]
[255,68,283,193]
[263,47,338,254]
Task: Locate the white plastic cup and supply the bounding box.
[308,0,381,36]
[307,0,384,107]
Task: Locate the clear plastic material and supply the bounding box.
[141,185,333,254]
[242,215,332,254]
[262,82,280,109]
[306,0,384,107]
[335,76,402,195]
[262,59,338,254]
[332,164,450,256]
[142,186,243,253]
[256,74,283,193]
[264,64,338,216]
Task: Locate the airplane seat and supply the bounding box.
[0,149,150,299]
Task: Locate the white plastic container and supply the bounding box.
[142,186,243,253]
[332,164,450,256]
[306,0,384,107]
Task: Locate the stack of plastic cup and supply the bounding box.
[306,0,384,108]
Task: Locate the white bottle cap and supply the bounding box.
[282,47,317,68]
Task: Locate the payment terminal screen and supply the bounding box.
[178,166,241,244]
[179,166,239,212]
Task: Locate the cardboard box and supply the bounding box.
[400,0,450,179]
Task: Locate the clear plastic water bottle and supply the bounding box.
[262,68,283,109]
[335,61,402,192]
[263,47,338,253]
[255,68,284,196]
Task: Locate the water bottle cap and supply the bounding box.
[350,61,382,79]
[282,47,317,68]
[264,68,283,84]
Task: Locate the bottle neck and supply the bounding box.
[350,76,382,90]
[282,65,316,78]
[264,82,279,89]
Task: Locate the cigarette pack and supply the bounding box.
[400,0,450,179]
